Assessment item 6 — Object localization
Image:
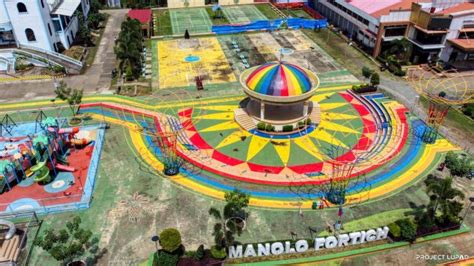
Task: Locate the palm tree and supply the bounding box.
[426,177,465,221]
[114,19,143,80]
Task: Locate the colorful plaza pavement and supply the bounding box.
[0,85,459,209]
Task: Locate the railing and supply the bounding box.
[18,43,83,68]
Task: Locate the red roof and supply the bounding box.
[438,3,474,15]
[128,9,152,24]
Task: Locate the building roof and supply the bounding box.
[346,0,429,18]
[127,9,152,24]
[245,62,313,97]
[448,39,474,51]
[438,2,474,15]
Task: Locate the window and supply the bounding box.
[48,23,52,36]
[17,2,27,13]
[41,0,44,8]
[25,28,36,41]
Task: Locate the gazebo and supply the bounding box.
[236,61,320,132]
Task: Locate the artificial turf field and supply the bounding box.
[170,7,213,35]
[222,5,267,23]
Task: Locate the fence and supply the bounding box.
[303,3,325,19]
[18,44,83,68]
[211,18,327,34]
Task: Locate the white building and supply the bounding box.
[0,0,90,53]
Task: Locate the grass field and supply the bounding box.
[205,6,230,25]
[153,9,172,36]
[255,3,284,19]
[170,8,212,35]
[282,8,313,19]
[222,5,267,23]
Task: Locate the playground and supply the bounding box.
[0,115,104,214]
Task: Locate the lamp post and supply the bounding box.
[151,235,160,254]
[460,196,474,226]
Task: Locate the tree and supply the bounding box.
[370,72,380,86]
[159,228,182,253]
[224,189,249,219]
[444,152,473,178]
[54,81,83,117]
[77,11,92,46]
[35,216,101,264]
[361,66,373,79]
[426,177,465,224]
[115,19,143,80]
[395,218,417,242]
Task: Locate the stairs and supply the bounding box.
[310,101,321,124]
[234,108,256,131]
[0,234,20,263]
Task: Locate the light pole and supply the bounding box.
[460,196,474,226]
[151,235,160,255]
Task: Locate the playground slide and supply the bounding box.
[31,161,51,184]
[55,164,75,172]
[0,219,16,240]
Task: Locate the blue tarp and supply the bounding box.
[211,18,327,34]
[287,18,328,30]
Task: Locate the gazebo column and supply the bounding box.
[260,101,265,120]
[303,101,309,117]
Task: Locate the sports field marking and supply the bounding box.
[222,5,267,24]
[170,8,212,35]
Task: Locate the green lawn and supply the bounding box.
[302,29,392,80]
[153,9,172,36]
[281,8,312,18]
[205,7,230,25]
[419,95,474,136]
[255,3,283,20]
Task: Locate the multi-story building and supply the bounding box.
[0,0,90,53]
[313,0,474,66]
[313,0,421,57]
[408,1,474,65]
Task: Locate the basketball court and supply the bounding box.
[155,37,237,89]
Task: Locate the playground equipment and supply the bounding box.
[0,219,16,240]
[30,161,51,184]
[0,111,91,193]
[407,68,474,143]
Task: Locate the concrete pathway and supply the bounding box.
[0,9,128,102]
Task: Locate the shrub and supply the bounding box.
[297,121,305,128]
[156,250,179,266]
[395,218,417,242]
[362,66,374,78]
[283,125,293,132]
[257,122,266,131]
[305,118,312,125]
[387,222,401,238]
[265,124,274,132]
[394,69,406,76]
[370,73,380,86]
[196,244,205,260]
[210,245,227,259]
[159,228,182,253]
[462,103,474,119]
